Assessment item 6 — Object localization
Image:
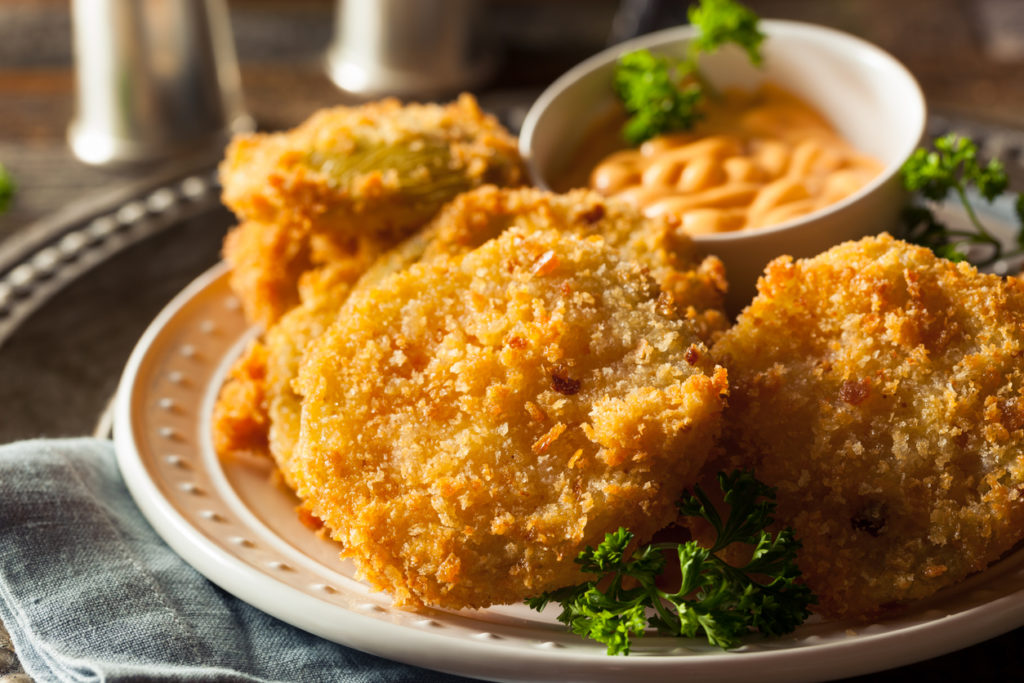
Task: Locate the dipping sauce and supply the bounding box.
[580,83,883,235]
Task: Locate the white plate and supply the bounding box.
[114,261,1024,683]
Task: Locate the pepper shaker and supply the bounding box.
[68,0,254,167]
[326,0,493,99]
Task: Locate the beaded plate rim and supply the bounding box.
[0,166,222,349]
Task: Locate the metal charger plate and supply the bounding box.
[0,165,230,444]
[4,114,1024,680]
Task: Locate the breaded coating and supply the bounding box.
[259,273,358,490]
[367,186,730,344]
[211,340,270,458]
[292,227,728,609]
[219,94,525,329]
[222,220,382,329]
[221,93,524,234]
[213,186,731,475]
[710,233,1024,618]
[212,256,369,468]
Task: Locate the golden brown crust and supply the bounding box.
[218,94,525,329]
[211,340,271,458]
[384,185,731,345]
[213,228,385,464]
[214,187,734,495]
[220,93,525,237]
[211,253,373,470]
[260,275,357,489]
[292,227,728,609]
[221,220,383,330]
[709,233,1024,618]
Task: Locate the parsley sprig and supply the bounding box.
[614,0,765,144]
[0,162,14,215]
[614,51,704,145]
[526,471,814,656]
[687,0,764,66]
[901,133,1024,264]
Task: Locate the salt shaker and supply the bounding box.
[68,0,254,167]
[326,0,493,99]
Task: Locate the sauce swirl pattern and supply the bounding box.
[589,84,882,235]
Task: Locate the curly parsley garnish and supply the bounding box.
[687,0,764,66]
[901,133,1024,264]
[526,471,814,656]
[614,50,705,146]
[613,0,765,145]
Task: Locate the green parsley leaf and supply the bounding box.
[614,50,703,145]
[900,133,1021,266]
[526,470,815,655]
[0,163,14,215]
[612,0,764,144]
[688,0,765,66]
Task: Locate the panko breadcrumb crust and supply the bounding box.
[220,93,525,236]
[221,220,386,330]
[709,233,1024,618]
[213,187,731,484]
[219,94,526,329]
[211,246,375,467]
[211,339,269,459]
[395,186,730,344]
[293,227,728,609]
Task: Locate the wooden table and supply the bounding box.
[3,0,1024,681]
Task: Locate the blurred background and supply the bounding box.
[2,0,1024,240]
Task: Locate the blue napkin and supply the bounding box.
[0,438,476,683]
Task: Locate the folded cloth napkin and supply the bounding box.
[0,438,476,683]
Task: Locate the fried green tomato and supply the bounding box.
[214,186,730,472]
[219,94,525,328]
[212,250,373,467]
[221,93,524,235]
[710,233,1024,618]
[293,227,728,609]
[221,219,386,329]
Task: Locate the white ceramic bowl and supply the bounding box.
[519,20,926,314]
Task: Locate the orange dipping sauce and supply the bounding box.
[573,83,883,236]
